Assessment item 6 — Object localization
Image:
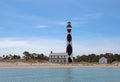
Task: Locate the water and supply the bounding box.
[0,68,120,82]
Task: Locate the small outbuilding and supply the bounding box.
[99,57,107,64]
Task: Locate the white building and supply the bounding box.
[99,57,107,64]
[0,57,2,61]
[49,52,68,63]
[49,22,73,63]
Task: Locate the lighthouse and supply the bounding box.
[66,22,73,62]
[49,22,73,63]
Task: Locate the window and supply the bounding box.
[55,60,57,62]
[59,56,61,58]
[59,60,61,62]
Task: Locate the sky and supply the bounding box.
[0,0,120,56]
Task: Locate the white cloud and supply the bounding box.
[49,21,66,26]
[82,13,103,18]
[0,40,29,48]
[73,13,103,21]
[72,13,104,27]
[36,25,48,29]
[0,37,66,56]
[75,38,120,55]
[0,37,120,56]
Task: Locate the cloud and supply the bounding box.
[0,1,74,29]
[1,10,67,29]
[35,21,67,30]
[0,37,120,56]
[47,21,66,26]
[71,13,104,27]
[0,37,66,56]
[0,40,29,48]
[36,25,48,29]
[82,13,103,19]
[73,13,103,21]
[75,37,120,55]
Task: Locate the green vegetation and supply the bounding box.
[1,51,49,63]
[1,52,120,63]
[23,51,49,62]
[74,53,120,63]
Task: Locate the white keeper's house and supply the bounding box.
[49,52,68,63]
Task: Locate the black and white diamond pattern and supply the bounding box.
[66,22,73,63]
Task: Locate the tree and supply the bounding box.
[23,51,31,61]
[11,55,21,59]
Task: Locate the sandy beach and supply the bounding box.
[0,62,120,68]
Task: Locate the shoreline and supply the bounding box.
[0,62,120,68]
